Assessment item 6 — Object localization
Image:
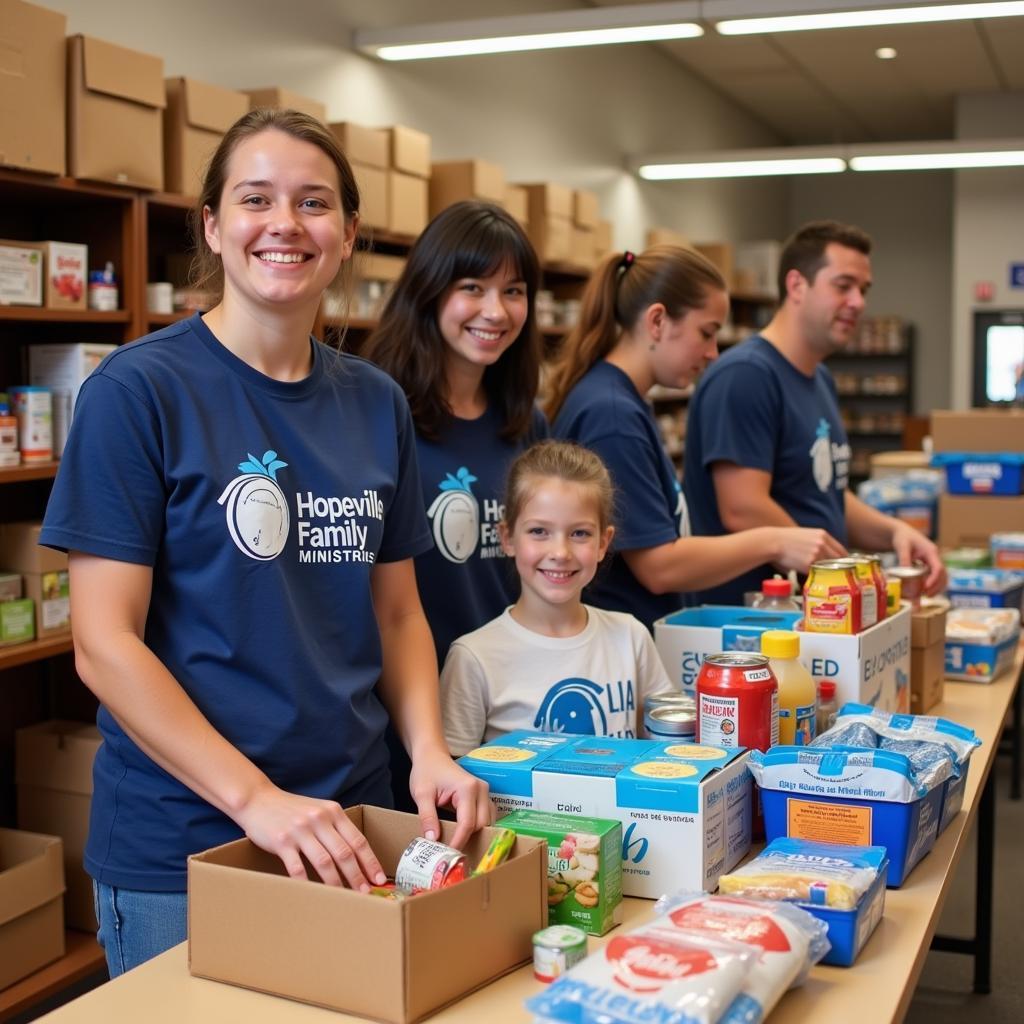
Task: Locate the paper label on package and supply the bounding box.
[42,596,70,629]
[787,799,872,845]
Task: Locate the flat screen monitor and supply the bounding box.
[973,310,1024,407]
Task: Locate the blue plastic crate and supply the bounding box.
[932,452,1024,495]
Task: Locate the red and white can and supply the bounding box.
[395,837,467,892]
[695,653,779,753]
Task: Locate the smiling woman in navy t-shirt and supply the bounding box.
[40,110,489,978]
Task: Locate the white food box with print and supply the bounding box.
[654,604,911,714]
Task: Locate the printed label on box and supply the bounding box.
[787,799,872,845]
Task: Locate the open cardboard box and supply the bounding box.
[188,806,546,1024]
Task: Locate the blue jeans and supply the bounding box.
[93,881,187,978]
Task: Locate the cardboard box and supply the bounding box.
[0,239,44,306]
[528,215,572,264]
[573,189,599,228]
[0,521,67,575]
[388,171,428,236]
[16,721,101,931]
[655,605,912,713]
[23,569,69,639]
[67,35,165,189]
[352,161,388,230]
[388,125,431,178]
[0,572,21,601]
[938,494,1024,549]
[594,219,613,259]
[429,159,506,218]
[911,641,945,714]
[520,182,573,223]
[0,1,66,176]
[931,409,1024,453]
[43,241,87,310]
[570,226,596,269]
[188,806,546,1024]
[734,240,781,298]
[505,185,528,226]
[646,227,689,249]
[694,242,735,289]
[329,121,389,169]
[164,77,248,197]
[0,829,65,990]
[357,252,406,283]
[244,87,326,122]
[911,600,948,647]
[0,598,34,646]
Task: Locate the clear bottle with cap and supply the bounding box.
[760,630,817,746]
[817,681,838,736]
[751,575,800,612]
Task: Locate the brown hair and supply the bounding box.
[504,440,615,534]
[189,108,360,312]
[777,220,872,302]
[363,201,543,442]
[544,245,726,422]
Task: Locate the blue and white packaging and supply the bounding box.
[947,568,1024,613]
[931,451,1024,496]
[945,607,1021,683]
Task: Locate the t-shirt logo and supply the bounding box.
[534,678,608,735]
[809,419,834,493]
[427,467,479,564]
[218,450,290,561]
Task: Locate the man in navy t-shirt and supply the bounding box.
[684,220,945,605]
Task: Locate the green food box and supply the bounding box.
[496,808,622,936]
[0,598,35,646]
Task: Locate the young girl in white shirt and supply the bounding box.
[441,440,674,756]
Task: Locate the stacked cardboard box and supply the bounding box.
[570,189,599,270]
[244,87,326,121]
[694,242,735,289]
[594,219,613,263]
[521,183,573,263]
[429,160,506,218]
[910,601,947,713]
[505,185,528,227]
[387,126,430,236]
[646,226,689,249]
[330,121,389,231]
[0,522,70,640]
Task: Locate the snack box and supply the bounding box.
[931,451,1024,496]
[946,569,1024,613]
[944,607,1021,682]
[655,604,911,713]
[496,809,621,936]
[991,532,1024,570]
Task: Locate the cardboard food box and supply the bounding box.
[505,185,528,226]
[244,87,326,122]
[910,641,945,714]
[991,532,1024,569]
[188,806,546,1024]
[931,409,1024,454]
[655,604,912,713]
[694,242,735,289]
[646,227,689,248]
[352,161,388,230]
[910,600,948,647]
[0,597,34,646]
[16,720,101,931]
[67,35,165,189]
[329,121,389,169]
[520,182,573,223]
[429,160,506,218]
[570,226,596,269]
[388,125,431,178]
[573,189,599,229]
[496,809,621,936]
[0,521,70,638]
[43,241,87,310]
[528,216,573,264]
[388,171,428,236]
[357,252,406,284]
[0,1,66,176]
[0,828,65,990]
[938,494,1024,549]
[164,77,248,197]
[594,219,613,260]
[0,572,22,601]
[0,239,44,306]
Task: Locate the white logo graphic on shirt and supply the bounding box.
[675,484,690,538]
[534,677,638,738]
[218,450,290,560]
[427,467,480,563]
[809,419,834,492]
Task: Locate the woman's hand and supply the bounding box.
[234,780,387,891]
[771,526,847,574]
[409,745,494,850]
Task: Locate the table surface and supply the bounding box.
[40,652,1022,1024]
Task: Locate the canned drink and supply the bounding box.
[886,577,902,614]
[533,925,587,982]
[840,556,881,628]
[394,838,467,892]
[643,700,696,740]
[695,653,778,752]
[803,560,863,634]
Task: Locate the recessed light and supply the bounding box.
[876,47,898,59]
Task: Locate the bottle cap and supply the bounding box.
[818,681,836,699]
[760,629,800,658]
[761,577,792,597]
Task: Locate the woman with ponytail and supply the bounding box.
[547,245,845,627]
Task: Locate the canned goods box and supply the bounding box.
[944,607,1021,682]
[947,569,1024,613]
[187,805,547,1024]
[655,604,911,713]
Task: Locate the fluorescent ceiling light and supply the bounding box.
[850,150,1024,170]
[640,157,845,179]
[355,3,704,61]
[717,2,1024,35]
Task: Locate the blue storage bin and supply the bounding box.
[809,858,888,966]
[947,568,1024,614]
[931,452,1024,495]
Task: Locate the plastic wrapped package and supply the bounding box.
[811,721,880,750]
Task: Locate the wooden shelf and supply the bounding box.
[0,308,130,323]
[0,169,136,202]
[731,291,777,304]
[828,350,908,360]
[0,460,59,484]
[147,311,193,326]
[541,260,592,281]
[0,930,105,1020]
[836,391,907,400]
[143,190,195,211]
[0,634,74,672]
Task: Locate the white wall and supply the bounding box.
[47,0,789,250]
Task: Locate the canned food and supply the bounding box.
[533,925,587,982]
[839,556,881,628]
[886,564,927,610]
[696,653,778,753]
[395,838,467,892]
[643,702,697,740]
[849,553,888,624]
[886,577,902,614]
[804,560,863,634]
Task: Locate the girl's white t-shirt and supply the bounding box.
[440,605,674,757]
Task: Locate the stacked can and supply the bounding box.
[642,692,696,741]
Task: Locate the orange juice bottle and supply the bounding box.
[761,630,817,746]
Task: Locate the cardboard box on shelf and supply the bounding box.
[352,161,388,230]
[694,242,735,289]
[910,641,945,714]
[0,1,66,176]
[0,572,22,602]
[734,240,780,298]
[504,185,528,225]
[0,240,44,306]
[520,182,573,223]
[388,171,428,236]
[931,409,1024,453]
[43,241,87,310]
[938,494,1024,549]
[528,215,572,264]
[16,721,101,931]
[67,34,165,189]
[570,226,596,269]
[356,252,406,283]
[0,598,34,647]
[243,87,326,122]
[0,521,65,575]
[188,806,546,1024]
[388,125,431,178]
[0,828,65,991]
[594,219,613,259]
[164,77,248,197]
[646,226,689,248]
[573,189,599,228]
[329,121,389,169]
[429,160,506,217]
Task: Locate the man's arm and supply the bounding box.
[712,463,800,530]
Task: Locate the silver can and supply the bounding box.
[394,837,467,892]
[533,925,587,982]
[643,693,696,739]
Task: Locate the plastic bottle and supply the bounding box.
[760,630,817,746]
[817,681,838,737]
[88,261,118,311]
[0,393,20,468]
[751,575,801,612]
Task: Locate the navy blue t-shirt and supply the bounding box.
[40,315,431,891]
[683,335,850,606]
[414,405,548,665]
[553,361,687,629]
